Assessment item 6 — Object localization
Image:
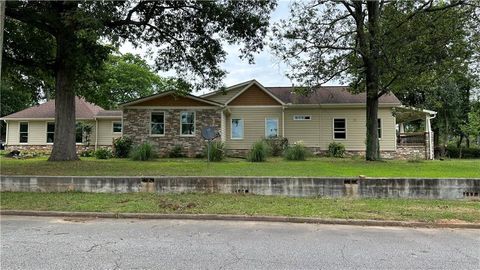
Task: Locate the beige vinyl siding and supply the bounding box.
[225,107,282,149]
[203,85,244,104]
[97,119,122,145]
[318,107,396,151]
[283,109,322,147]
[6,120,103,146]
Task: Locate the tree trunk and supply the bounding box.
[365,1,380,161]
[48,32,78,161]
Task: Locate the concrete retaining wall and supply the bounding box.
[1,176,479,200]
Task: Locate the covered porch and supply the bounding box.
[395,106,437,160]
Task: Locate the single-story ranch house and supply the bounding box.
[1,80,436,159]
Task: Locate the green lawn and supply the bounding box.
[1,192,479,223]
[1,156,479,178]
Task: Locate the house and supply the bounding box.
[1,80,436,159]
[1,97,122,153]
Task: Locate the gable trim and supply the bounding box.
[224,80,285,105]
[119,91,223,108]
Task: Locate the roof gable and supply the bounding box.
[228,84,283,106]
[121,91,222,107]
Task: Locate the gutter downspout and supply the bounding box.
[94,119,98,151]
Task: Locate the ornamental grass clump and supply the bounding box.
[284,141,309,161]
[130,142,157,161]
[205,141,225,162]
[247,140,270,162]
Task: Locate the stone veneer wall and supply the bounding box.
[123,108,221,157]
[4,145,97,154]
[227,147,425,160]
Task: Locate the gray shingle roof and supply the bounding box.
[1,97,107,119]
[265,86,401,105]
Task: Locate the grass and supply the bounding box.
[1,156,479,178]
[1,192,479,223]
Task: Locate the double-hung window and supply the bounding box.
[19,122,28,143]
[265,118,279,138]
[231,119,244,139]
[333,118,346,139]
[151,112,165,135]
[46,122,55,143]
[180,111,195,136]
[377,118,382,139]
[76,122,84,143]
[113,121,122,133]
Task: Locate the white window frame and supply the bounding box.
[265,118,279,138]
[377,118,382,140]
[150,111,165,136]
[180,111,196,137]
[333,118,347,140]
[46,122,55,144]
[19,122,29,144]
[112,121,122,134]
[293,115,311,121]
[231,118,244,140]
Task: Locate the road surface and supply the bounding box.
[1,216,479,269]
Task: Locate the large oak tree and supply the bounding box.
[4,0,276,161]
[271,0,478,160]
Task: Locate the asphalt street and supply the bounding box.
[1,216,479,270]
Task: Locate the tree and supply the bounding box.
[271,0,478,160]
[4,1,276,161]
[79,52,185,109]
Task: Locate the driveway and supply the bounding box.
[1,216,479,269]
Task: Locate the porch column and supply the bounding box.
[399,123,405,133]
[220,109,226,142]
[425,115,434,160]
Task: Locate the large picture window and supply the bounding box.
[231,119,244,139]
[46,122,55,143]
[151,112,165,135]
[333,118,346,139]
[19,122,28,143]
[180,111,195,136]
[265,118,279,138]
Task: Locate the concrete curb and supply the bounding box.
[1,210,479,229]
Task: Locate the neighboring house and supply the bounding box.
[1,97,122,152]
[1,80,436,159]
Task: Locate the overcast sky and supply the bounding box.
[119,1,305,91]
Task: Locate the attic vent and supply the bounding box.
[141,178,154,183]
[463,192,479,197]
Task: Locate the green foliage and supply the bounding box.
[130,143,157,161]
[247,141,270,162]
[95,148,113,160]
[264,137,288,157]
[284,142,309,161]
[168,145,185,158]
[79,150,95,157]
[113,137,133,158]
[446,146,480,159]
[407,153,424,163]
[328,142,346,158]
[205,141,225,162]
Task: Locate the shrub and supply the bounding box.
[113,137,133,158]
[446,145,480,159]
[130,142,157,161]
[79,149,95,157]
[264,137,288,157]
[328,142,345,158]
[204,141,225,162]
[168,145,185,158]
[284,141,310,161]
[247,140,269,162]
[95,148,113,159]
